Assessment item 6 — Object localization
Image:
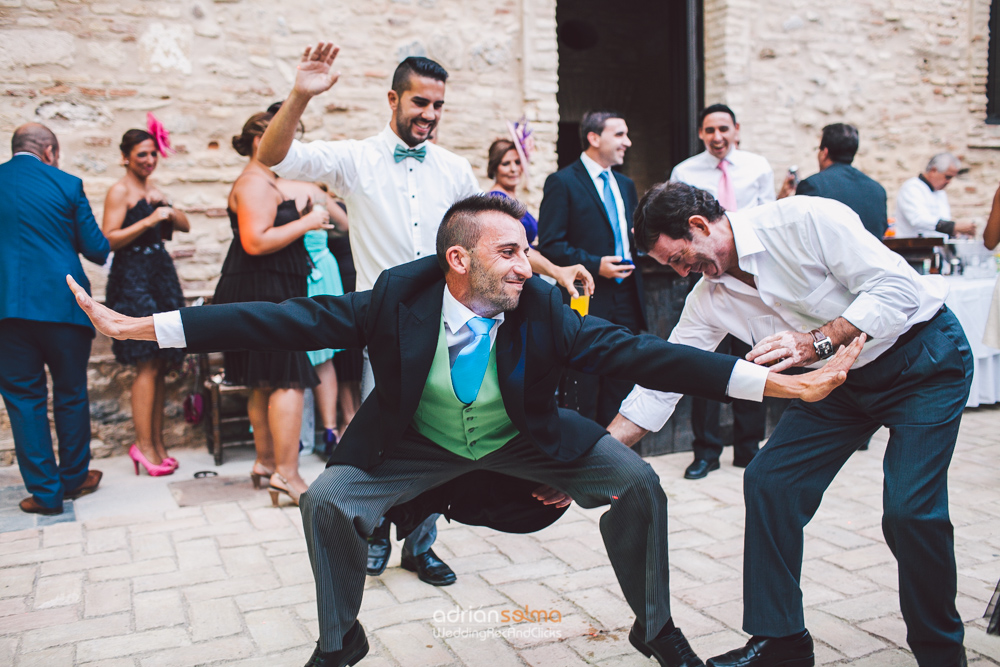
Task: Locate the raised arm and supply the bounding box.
[258,42,341,168]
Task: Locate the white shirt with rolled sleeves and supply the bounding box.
[270,125,481,291]
[620,195,949,432]
[670,148,775,210]
[894,175,951,238]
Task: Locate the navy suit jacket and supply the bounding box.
[537,159,646,328]
[180,257,735,470]
[0,155,109,331]
[796,162,888,239]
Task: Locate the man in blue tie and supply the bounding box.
[538,110,646,426]
[0,123,110,515]
[69,194,862,667]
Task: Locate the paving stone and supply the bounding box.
[479,558,569,585]
[0,543,81,567]
[41,522,83,548]
[86,527,128,554]
[670,548,741,583]
[0,529,39,543]
[270,551,314,586]
[219,544,271,578]
[172,522,254,543]
[135,588,186,630]
[818,590,902,622]
[76,627,189,662]
[376,621,454,667]
[32,572,82,609]
[444,632,527,666]
[0,565,36,598]
[0,597,27,617]
[821,542,896,571]
[215,527,303,548]
[19,612,129,651]
[88,556,176,582]
[84,579,131,617]
[379,566,451,604]
[175,537,222,570]
[234,582,314,612]
[564,587,633,631]
[128,516,206,536]
[132,565,228,593]
[0,536,40,556]
[484,532,554,563]
[40,549,130,576]
[182,574,282,603]
[0,605,79,635]
[243,607,309,653]
[189,597,244,641]
[441,572,509,610]
[804,608,888,658]
[129,533,174,562]
[15,645,75,667]
[246,506,292,531]
[520,640,592,666]
[203,502,248,525]
[139,636,255,667]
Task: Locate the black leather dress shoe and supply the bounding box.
[304,621,369,667]
[706,631,814,667]
[366,521,391,576]
[684,459,720,480]
[400,548,457,586]
[629,621,704,666]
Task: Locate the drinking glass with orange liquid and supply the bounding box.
[570,281,590,316]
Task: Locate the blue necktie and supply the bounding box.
[599,171,625,283]
[394,145,427,163]
[451,317,495,404]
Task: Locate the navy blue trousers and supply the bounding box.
[0,319,93,510]
[743,309,972,667]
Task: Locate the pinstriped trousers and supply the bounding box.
[300,431,672,651]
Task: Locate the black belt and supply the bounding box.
[887,305,947,353]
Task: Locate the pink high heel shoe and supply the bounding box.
[129,444,175,477]
[162,457,178,469]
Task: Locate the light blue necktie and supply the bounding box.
[450,317,495,404]
[599,171,625,283]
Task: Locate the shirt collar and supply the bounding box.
[579,152,610,180]
[13,152,41,161]
[728,211,766,275]
[705,147,735,168]
[918,173,935,192]
[380,124,428,152]
[442,285,505,334]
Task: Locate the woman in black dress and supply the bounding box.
[103,130,189,477]
[216,112,332,505]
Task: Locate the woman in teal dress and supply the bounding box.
[279,183,348,458]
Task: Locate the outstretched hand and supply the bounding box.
[66,275,156,341]
[794,333,866,402]
[532,485,572,509]
[295,42,341,98]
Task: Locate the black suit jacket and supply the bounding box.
[796,162,888,239]
[181,257,735,471]
[537,159,646,329]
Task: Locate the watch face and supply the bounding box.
[815,339,834,359]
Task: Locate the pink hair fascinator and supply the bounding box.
[505,116,534,178]
[146,112,175,158]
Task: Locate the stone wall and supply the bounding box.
[702,0,1000,224]
[0,0,559,461]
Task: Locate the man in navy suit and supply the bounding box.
[795,123,888,239]
[0,123,110,515]
[538,110,646,425]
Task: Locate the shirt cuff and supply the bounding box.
[619,386,682,433]
[727,359,768,403]
[152,311,186,348]
[841,292,906,340]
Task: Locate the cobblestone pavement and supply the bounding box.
[1,407,999,667]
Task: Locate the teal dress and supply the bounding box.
[304,229,344,366]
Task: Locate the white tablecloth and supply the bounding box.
[943,276,1000,407]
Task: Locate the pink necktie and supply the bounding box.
[717,160,737,212]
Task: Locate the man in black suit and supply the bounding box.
[795,123,888,239]
[538,110,646,425]
[69,195,860,667]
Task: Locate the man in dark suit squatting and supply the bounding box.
[0,123,110,515]
[538,110,646,425]
[69,195,861,667]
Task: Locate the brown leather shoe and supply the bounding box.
[65,470,103,500]
[19,496,63,515]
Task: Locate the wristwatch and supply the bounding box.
[809,329,835,360]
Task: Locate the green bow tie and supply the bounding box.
[393,145,427,163]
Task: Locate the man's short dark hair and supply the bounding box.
[820,123,859,164]
[632,182,727,251]
[579,110,622,148]
[698,104,737,129]
[11,123,58,157]
[391,57,449,96]
[436,195,526,271]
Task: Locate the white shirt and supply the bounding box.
[620,196,949,432]
[579,152,632,260]
[442,285,503,362]
[272,125,481,291]
[670,148,775,210]
[894,175,951,238]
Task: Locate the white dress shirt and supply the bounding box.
[579,152,632,260]
[894,175,951,238]
[620,195,949,432]
[670,148,775,210]
[271,125,481,291]
[442,285,503,362]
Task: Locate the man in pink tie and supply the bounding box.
[668,104,776,480]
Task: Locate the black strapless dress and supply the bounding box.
[105,199,186,366]
[212,200,318,389]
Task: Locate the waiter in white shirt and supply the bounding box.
[895,152,975,238]
[258,42,592,589]
[609,182,972,667]
[668,104,774,480]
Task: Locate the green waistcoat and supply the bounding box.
[411,317,520,459]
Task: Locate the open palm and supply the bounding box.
[294,42,341,97]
